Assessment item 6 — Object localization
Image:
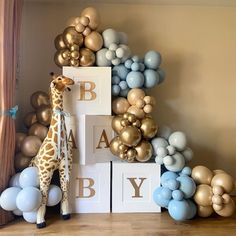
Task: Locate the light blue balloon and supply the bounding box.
[157,68,165,84]
[9,173,21,187]
[23,211,37,223]
[102,28,119,48]
[144,69,159,88]
[16,187,42,212]
[112,76,120,85]
[131,62,140,71]
[166,179,179,191]
[186,199,197,219]
[161,187,172,200]
[172,190,184,201]
[119,88,130,97]
[96,48,112,66]
[181,166,192,176]
[168,131,187,151]
[164,152,185,172]
[112,65,129,80]
[176,175,196,199]
[144,51,162,70]
[13,208,23,216]
[124,59,132,69]
[119,80,128,90]
[132,55,140,62]
[156,147,168,158]
[0,187,21,211]
[126,71,144,88]
[47,185,62,207]
[19,167,39,188]
[151,137,168,155]
[168,199,189,221]
[139,63,145,72]
[161,171,178,186]
[112,85,121,96]
[153,187,170,208]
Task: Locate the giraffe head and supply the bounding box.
[50,72,74,92]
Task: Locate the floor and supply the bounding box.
[1,211,236,236]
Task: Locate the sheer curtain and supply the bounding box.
[0,0,23,225]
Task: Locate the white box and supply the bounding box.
[69,163,111,213]
[65,115,118,165]
[112,163,161,213]
[63,66,111,115]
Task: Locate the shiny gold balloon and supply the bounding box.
[70,58,80,67]
[197,205,214,217]
[112,116,124,134]
[191,165,213,185]
[213,169,225,175]
[127,148,137,160]
[23,112,37,128]
[127,106,145,119]
[71,50,80,59]
[15,133,27,153]
[63,26,84,47]
[79,48,95,66]
[112,97,130,115]
[36,105,52,126]
[21,136,42,157]
[70,44,80,51]
[215,198,235,217]
[120,126,141,147]
[84,31,103,52]
[30,91,50,110]
[28,123,48,141]
[54,50,70,67]
[14,152,32,172]
[67,16,80,26]
[135,140,153,162]
[140,117,158,139]
[127,88,145,106]
[81,7,100,30]
[211,173,235,193]
[110,136,122,156]
[54,34,66,50]
[194,184,213,206]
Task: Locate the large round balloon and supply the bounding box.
[140,117,158,139]
[15,133,26,153]
[102,28,119,48]
[96,48,111,66]
[16,187,42,212]
[84,31,103,51]
[54,34,67,50]
[0,187,21,211]
[144,51,161,70]
[30,91,50,110]
[153,187,171,208]
[194,184,213,206]
[23,211,37,223]
[14,152,32,172]
[81,7,100,30]
[176,175,196,199]
[47,185,62,207]
[119,126,141,147]
[168,131,187,151]
[28,123,48,141]
[63,26,83,47]
[168,199,189,221]
[211,173,234,193]
[23,112,37,128]
[21,136,42,157]
[134,140,153,162]
[79,48,95,66]
[19,167,40,188]
[112,97,130,115]
[191,165,213,185]
[36,105,52,126]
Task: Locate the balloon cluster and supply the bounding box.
[153,167,197,221]
[0,167,62,223]
[191,166,235,217]
[54,7,103,67]
[15,91,51,171]
[111,51,165,97]
[151,128,193,172]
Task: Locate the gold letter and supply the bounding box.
[96,129,110,149]
[76,178,96,198]
[68,129,77,149]
[127,178,147,198]
[79,81,96,101]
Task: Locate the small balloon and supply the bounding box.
[140,117,158,139]
[144,50,162,70]
[127,88,145,105]
[79,48,95,66]
[197,205,214,217]
[54,50,70,67]
[168,131,187,151]
[23,211,37,223]
[211,173,235,193]
[81,7,100,30]
[135,140,153,162]
[47,185,62,207]
[111,116,124,134]
[96,48,112,66]
[127,106,145,119]
[9,173,21,187]
[110,136,122,156]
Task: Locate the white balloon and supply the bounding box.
[0,187,21,211]
[9,173,21,187]
[164,152,185,172]
[182,147,194,162]
[19,167,39,188]
[168,131,187,151]
[102,28,119,48]
[23,211,37,223]
[47,185,62,207]
[151,137,168,155]
[13,208,23,216]
[96,48,111,66]
[118,32,128,44]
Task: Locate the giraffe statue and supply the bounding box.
[31,73,74,228]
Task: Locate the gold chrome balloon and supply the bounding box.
[111,116,124,134]
[23,112,37,128]
[110,136,122,156]
[54,50,70,67]
[135,140,153,162]
[127,106,145,119]
[197,205,214,217]
[214,198,235,217]
[21,136,42,157]
[15,133,27,153]
[30,91,50,109]
[54,34,66,50]
[191,165,213,185]
[28,123,48,141]
[36,105,52,126]
[140,117,158,139]
[81,7,100,30]
[84,31,103,52]
[211,173,235,193]
[194,184,213,206]
[63,26,84,47]
[119,126,141,147]
[112,97,130,115]
[14,153,32,172]
[79,48,95,66]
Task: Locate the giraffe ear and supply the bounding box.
[50,81,56,88]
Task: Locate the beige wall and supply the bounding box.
[18,1,236,180]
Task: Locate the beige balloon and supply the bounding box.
[112,116,124,134]
[54,34,66,50]
[28,123,48,141]
[112,97,130,115]
[21,136,42,157]
[140,117,158,139]
[127,106,145,119]
[15,133,27,153]
[79,48,95,66]
[14,152,32,172]
[23,112,37,128]
[119,126,141,147]
[63,26,84,47]
[135,140,153,162]
[215,198,235,217]
[194,184,213,206]
[30,91,50,109]
[213,169,226,175]
[36,105,52,126]
[127,88,145,105]
[211,173,235,193]
[109,136,122,156]
[84,31,103,52]
[54,50,70,67]
[81,7,100,30]
[197,205,214,217]
[191,165,213,185]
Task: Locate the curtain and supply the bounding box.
[0,0,23,225]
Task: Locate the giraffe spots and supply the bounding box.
[39,166,45,171]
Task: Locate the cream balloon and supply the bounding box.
[81,7,100,30]
[214,198,235,217]
[211,173,235,193]
[191,165,213,185]
[112,97,130,115]
[127,88,145,105]
[127,106,145,119]
[197,205,214,217]
[84,31,103,52]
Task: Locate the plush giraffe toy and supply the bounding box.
[31,73,74,228]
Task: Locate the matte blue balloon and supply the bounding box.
[112,85,121,96]
[157,68,165,84]
[168,199,189,221]
[166,179,179,191]
[124,59,132,69]
[112,65,129,80]
[181,166,192,176]
[9,173,21,187]
[119,80,128,90]
[161,171,178,186]
[47,185,62,207]
[126,71,144,88]
[172,190,184,201]
[16,187,42,212]
[132,55,140,62]
[131,62,140,71]
[176,175,196,199]
[0,187,21,211]
[96,48,112,66]
[23,211,37,223]
[119,88,130,97]
[19,167,39,188]
[144,51,162,70]
[186,199,197,219]
[112,76,120,85]
[161,187,172,200]
[144,69,159,88]
[153,187,170,208]
[139,63,145,72]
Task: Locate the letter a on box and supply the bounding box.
[63,66,111,115]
